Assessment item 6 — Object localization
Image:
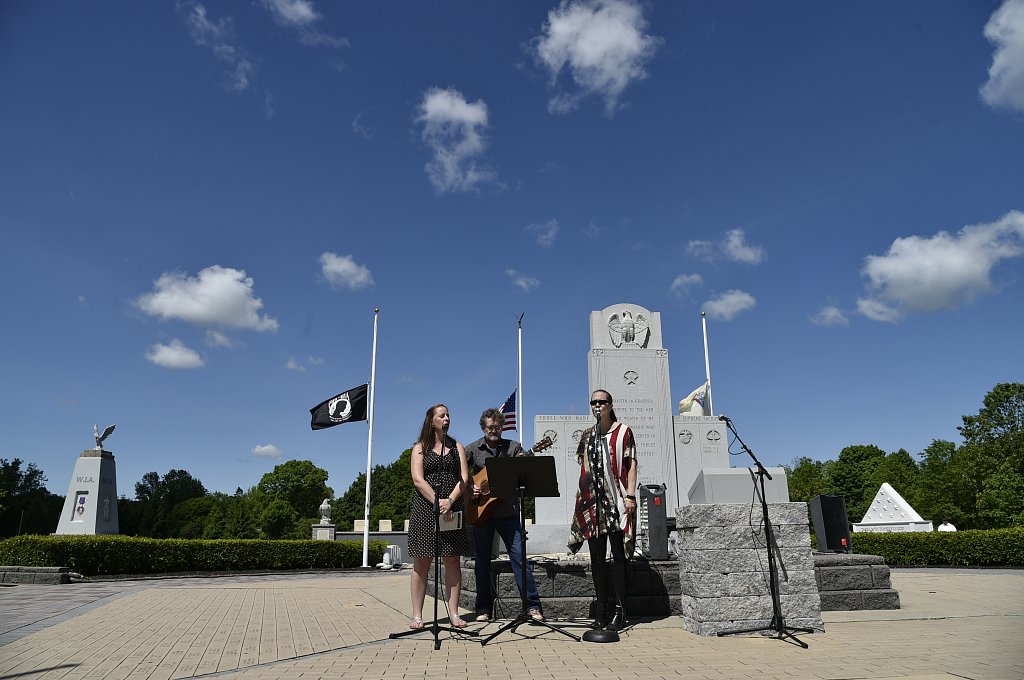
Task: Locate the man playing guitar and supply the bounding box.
[465,408,544,623]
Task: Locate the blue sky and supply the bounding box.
[2,1,1023,499]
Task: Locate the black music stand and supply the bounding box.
[480,456,580,644]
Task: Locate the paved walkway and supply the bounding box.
[0,569,1021,680]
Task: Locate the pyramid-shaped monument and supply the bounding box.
[852,482,932,533]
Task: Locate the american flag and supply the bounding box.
[498,390,517,432]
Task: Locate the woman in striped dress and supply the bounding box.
[568,389,638,632]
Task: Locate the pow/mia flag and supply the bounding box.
[310,383,369,430]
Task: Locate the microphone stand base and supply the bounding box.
[582,629,620,643]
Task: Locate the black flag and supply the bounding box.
[310,384,369,430]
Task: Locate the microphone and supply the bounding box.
[718,414,731,423]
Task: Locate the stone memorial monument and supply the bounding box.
[531,303,733,553]
[55,424,119,535]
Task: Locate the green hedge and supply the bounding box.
[0,535,387,576]
[851,528,1024,567]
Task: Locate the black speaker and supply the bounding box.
[639,484,668,560]
[810,494,851,553]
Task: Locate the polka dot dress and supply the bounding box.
[408,443,471,559]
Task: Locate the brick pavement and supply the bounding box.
[0,569,1021,680]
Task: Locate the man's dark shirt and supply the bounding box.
[465,436,526,519]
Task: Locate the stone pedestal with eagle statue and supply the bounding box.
[55,425,120,535]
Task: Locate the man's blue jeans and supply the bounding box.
[474,514,541,614]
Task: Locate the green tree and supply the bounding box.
[256,460,333,518]
[334,449,414,531]
[959,383,1024,446]
[867,449,920,510]
[914,439,962,524]
[784,457,834,504]
[829,444,886,522]
[132,469,208,537]
[259,498,298,539]
[976,461,1024,528]
[166,495,222,538]
[0,458,63,537]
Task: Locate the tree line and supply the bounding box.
[2,383,1019,538]
[785,383,1023,529]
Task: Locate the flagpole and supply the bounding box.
[517,313,524,446]
[701,311,714,416]
[361,308,379,568]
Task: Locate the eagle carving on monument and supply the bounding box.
[608,310,650,348]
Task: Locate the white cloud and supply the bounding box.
[252,444,285,460]
[686,239,715,259]
[285,358,306,372]
[670,273,703,297]
[527,219,560,247]
[179,2,256,92]
[856,297,901,323]
[206,330,234,348]
[506,269,540,292]
[583,221,602,239]
[136,265,279,332]
[722,229,765,264]
[352,111,375,140]
[857,211,1024,321]
[260,0,347,47]
[980,0,1024,114]
[261,0,318,25]
[810,305,849,327]
[533,0,661,115]
[320,252,374,290]
[146,339,204,369]
[416,87,497,193]
[307,355,324,365]
[703,290,756,321]
[688,230,765,264]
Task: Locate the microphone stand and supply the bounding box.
[390,434,477,649]
[716,417,811,648]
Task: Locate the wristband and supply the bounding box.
[625,495,637,502]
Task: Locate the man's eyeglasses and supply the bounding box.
[590,399,611,406]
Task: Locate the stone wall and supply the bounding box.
[677,503,824,636]
[814,552,900,610]
[0,566,71,584]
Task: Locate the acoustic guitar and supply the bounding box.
[465,436,554,527]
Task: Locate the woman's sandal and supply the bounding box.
[409,616,424,630]
[450,617,468,629]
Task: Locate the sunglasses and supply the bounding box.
[590,399,611,406]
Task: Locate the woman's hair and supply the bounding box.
[592,389,618,423]
[415,403,450,451]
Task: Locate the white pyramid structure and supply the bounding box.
[852,482,933,533]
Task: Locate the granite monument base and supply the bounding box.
[677,503,824,637]
[427,557,682,619]
[311,523,336,540]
